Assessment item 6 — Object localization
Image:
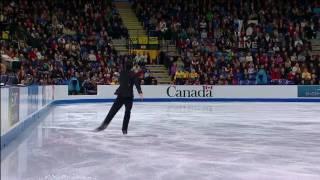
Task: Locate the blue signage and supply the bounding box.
[298,85,320,97]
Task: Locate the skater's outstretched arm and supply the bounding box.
[134,76,143,99]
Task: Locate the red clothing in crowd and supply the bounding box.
[51,42,58,50]
[287,71,295,80]
[28,50,37,61]
[271,69,281,80]
[259,55,268,65]
[96,53,102,62]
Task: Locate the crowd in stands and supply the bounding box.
[1,0,319,87]
[133,0,320,85]
[0,0,156,94]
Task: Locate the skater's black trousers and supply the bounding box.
[101,96,133,131]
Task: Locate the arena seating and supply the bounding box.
[0,0,157,92]
[1,0,319,86]
[132,0,320,85]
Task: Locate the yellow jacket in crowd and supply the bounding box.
[174,71,184,80]
[189,72,199,79]
[175,71,199,80]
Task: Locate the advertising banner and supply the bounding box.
[165,85,214,98]
[148,37,159,45]
[129,37,159,45]
[8,87,20,126]
[137,85,296,99]
[298,85,320,97]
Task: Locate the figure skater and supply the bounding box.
[95,61,143,134]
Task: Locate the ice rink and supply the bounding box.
[1,102,320,180]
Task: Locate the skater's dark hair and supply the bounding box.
[124,61,133,71]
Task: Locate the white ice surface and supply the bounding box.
[1,102,320,180]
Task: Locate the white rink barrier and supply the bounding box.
[54,85,320,101]
[1,86,54,149]
[1,85,320,149]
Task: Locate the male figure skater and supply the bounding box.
[95,61,143,134]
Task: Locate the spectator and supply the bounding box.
[1,0,132,89]
[82,78,97,95]
[301,68,312,85]
[152,77,158,85]
[143,70,153,85]
[0,63,8,85]
[189,69,199,81]
[68,76,80,95]
[88,50,97,62]
[174,69,184,85]
[256,65,268,85]
[132,0,319,85]
[1,0,319,87]
[271,68,281,81]
[170,62,177,80]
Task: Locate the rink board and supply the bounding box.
[53,85,320,100]
[1,86,54,149]
[1,85,320,149]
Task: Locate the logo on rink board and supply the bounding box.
[8,87,20,126]
[167,85,213,97]
[298,85,320,97]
